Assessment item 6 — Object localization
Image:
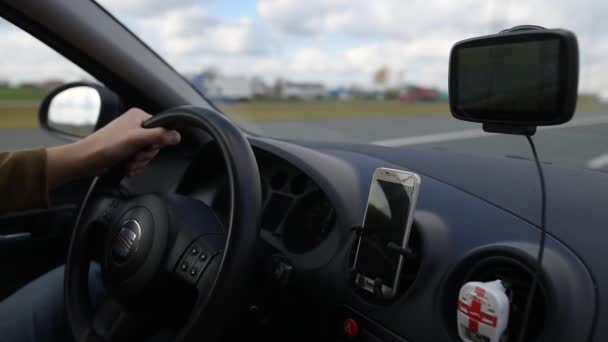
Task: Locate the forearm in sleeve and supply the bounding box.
[0,149,49,213]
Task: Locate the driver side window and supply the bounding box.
[0,18,97,150]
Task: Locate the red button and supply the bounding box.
[343,318,360,337]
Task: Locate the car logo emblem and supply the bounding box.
[112,219,141,262]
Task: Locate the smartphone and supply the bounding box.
[353,167,421,299]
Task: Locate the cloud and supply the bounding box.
[136,6,271,72]
[177,37,451,90]
[257,0,492,38]
[258,39,451,87]
[114,1,468,88]
[1,0,608,96]
[255,0,608,92]
[257,0,350,35]
[0,18,8,30]
[95,0,202,17]
[0,26,90,84]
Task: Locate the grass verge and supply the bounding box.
[1,100,607,129]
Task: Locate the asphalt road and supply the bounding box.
[2,110,608,172]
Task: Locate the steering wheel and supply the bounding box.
[64,106,262,342]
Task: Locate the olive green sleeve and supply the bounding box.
[0,149,49,214]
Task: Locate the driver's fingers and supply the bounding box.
[126,143,163,177]
[131,127,181,149]
[132,147,160,162]
[126,164,146,176]
[127,159,151,172]
[127,167,144,177]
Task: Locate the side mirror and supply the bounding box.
[39,82,122,139]
[449,27,579,133]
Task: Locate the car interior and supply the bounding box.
[0,1,606,342]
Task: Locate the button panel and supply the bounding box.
[180,262,189,271]
[176,236,224,285]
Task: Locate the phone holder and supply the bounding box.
[386,241,414,258]
[349,226,415,301]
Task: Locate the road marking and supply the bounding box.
[587,154,608,169]
[372,115,608,147]
[372,129,493,147]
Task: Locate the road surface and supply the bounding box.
[1,110,608,172]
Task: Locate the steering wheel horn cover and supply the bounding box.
[64,106,262,342]
[102,199,165,298]
[111,219,141,262]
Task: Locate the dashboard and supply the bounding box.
[138,134,606,342]
[178,145,338,270]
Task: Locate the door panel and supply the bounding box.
[0,178,91,300]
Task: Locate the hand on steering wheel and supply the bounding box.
[64,106,262,342]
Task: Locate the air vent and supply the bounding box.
[261,177,269,204]
[290,174,310,195]
[442,254,547,341]
[282,191,335,253]
[261,193,294,232]
[270,170,289,190]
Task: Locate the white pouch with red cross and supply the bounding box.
[457,280,509,342]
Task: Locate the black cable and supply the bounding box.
[517,135,547,342]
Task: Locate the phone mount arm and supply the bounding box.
[349,227,415,300]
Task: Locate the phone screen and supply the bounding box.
[355,177,414,288]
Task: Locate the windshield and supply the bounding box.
[101,1,607,172]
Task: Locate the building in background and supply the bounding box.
[40,79,65,90]
[350,85,386,100]
[400,85,443,103]
[190,72,254,101]
[276,80,326,100]
[328,87,354,101]
[251,77,272,98]
[18,81,39,88]
[206,75,252,101]
[186,70,452,103]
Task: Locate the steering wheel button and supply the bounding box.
[124,229,137,242]
[190,246,200,255]
[200,253,207,261]
[180,262,189,271]
[190,267,198,276]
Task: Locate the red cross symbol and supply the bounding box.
[458,286,498,334]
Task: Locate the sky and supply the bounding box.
[1,0,608,96]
